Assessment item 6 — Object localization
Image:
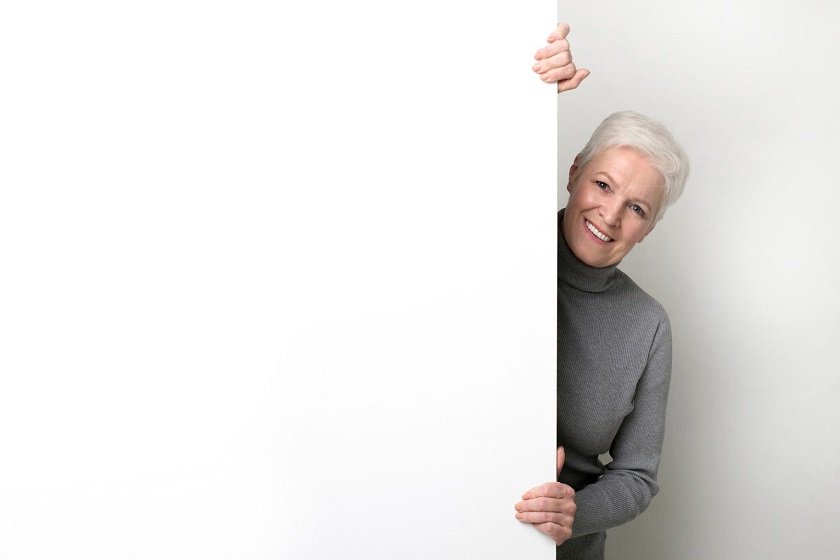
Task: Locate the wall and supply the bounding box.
[556,1,840,557]
[0,2,558,559]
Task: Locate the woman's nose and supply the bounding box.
[599,199,622,227]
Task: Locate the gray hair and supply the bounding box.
[576,111,689,220]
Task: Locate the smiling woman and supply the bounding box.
[514,24,690,560]
[563,109,689,269]
[564,145,665,268]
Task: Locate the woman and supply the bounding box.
[514,24,689,559]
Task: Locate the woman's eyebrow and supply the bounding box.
[594,170,619,186]
[594,170,654,210]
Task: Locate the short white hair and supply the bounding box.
[576,111,689,220]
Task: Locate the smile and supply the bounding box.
[586,220,612,242]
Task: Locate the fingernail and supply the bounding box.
[532,64,541,72]
[515,512,523,519]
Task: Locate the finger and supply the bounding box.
[515,510,574,527]
[522,482,573,499]
[515,496,577,514]
[535,49,572,72]
[557,69,590,93]
[557,446,566,475]
[548,23,571,42]
[538,63,578,84]
[533,55,571,75]
[535,521,573,546]
[533,39,569,62]
[521,481,575,500]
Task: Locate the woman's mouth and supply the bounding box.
[586,220,612,242]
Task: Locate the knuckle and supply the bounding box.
[562,64,577,79]
[562,526,573,540]
[553,527,571,545]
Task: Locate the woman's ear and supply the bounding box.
[567,154,582,192]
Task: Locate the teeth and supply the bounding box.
[586,221,612,242]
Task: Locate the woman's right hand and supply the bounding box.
[514,447,577,546]
[532,23,590,93]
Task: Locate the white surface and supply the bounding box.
[557,1,840,557]
[0,2,557,558]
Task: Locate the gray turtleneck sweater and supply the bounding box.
[556,210,672,560]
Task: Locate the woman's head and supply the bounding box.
[562,112,689,268]
[573,111,689,222]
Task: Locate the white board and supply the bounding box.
[0,2,558,558]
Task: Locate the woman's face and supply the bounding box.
[563,146,665,268]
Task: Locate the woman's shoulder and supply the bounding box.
[613,269,670,326]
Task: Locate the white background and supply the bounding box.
[1,1,559,559]
[556,1,840,557]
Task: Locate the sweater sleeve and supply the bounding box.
[570,315,673,537]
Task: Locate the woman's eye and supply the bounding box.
[595,181,609,191]
[630,204,646,217]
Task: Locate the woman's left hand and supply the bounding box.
[514,447,577,546]
[532,23,590,93]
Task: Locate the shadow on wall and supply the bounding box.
[605,205,747,560]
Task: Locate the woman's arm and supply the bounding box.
[518,316,671,544]
[571,316,673,536]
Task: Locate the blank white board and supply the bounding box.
[1,2,558,558]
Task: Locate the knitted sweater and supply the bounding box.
[556,210,672,560]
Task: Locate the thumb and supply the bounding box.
[548,23,571,42]
[557,446,566,476]
[557,69,590,93]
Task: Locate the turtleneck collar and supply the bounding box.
[558,208,621,293]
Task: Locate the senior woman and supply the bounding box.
[513,24,689,560]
